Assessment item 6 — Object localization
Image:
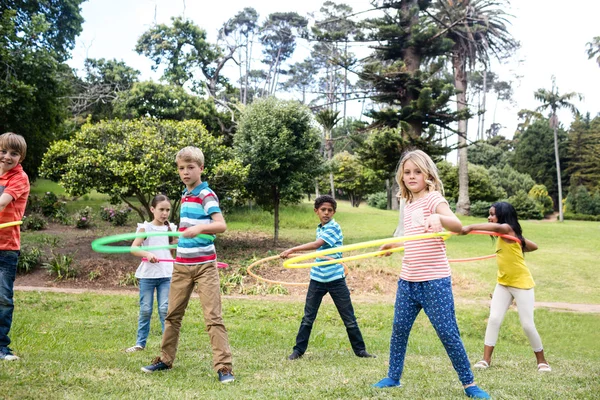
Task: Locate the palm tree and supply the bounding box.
[534,77,582,222]
[586,36,600,67]
[315,109,342,198]
[432,0,518,215]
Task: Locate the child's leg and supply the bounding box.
[328,278,366,354]
[0,250,18,349]
[195,262,233,372]
[159,264,195,366]
[387,280,421,381]
[294,279,327,355]
[136,278,156,348]
[156,277,171,333]
[421,277,473,386]
[509,287,546,364]
[484,284,513,351]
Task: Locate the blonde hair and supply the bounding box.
[0,132,27,162]
[395,149,444,203]
[175,146,204,167]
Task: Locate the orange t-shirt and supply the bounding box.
[0,164,30,250]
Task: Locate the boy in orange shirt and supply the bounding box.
[0,133,30,361]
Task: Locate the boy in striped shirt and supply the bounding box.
[142,147,234,384]
[280,195,375,360]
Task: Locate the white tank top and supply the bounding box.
[134,221,176,279]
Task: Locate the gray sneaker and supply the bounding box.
[0,347,19,361]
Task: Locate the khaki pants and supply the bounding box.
[159,261,232,371]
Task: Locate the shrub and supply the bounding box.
[367,192,388,210]
[40,192,68,219]
[22,213,47,231]
[563,212,600,221]
[43,252,77,280]
[17,247,42,273]
[566,185,600,215]
[118,272,138,287]
[470,201,492,218]
[528,184,554,216]
[100,205,132,226]
[74,206,93,229]
[508,190,543,220]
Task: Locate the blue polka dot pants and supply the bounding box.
[387,277,474,386]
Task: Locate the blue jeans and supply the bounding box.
[388,277,474,386]
[293,278,366,355]
[136,277,171,348]
[0,250,19,348]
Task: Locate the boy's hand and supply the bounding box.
[182,225,202,238]
[280,249,294,259]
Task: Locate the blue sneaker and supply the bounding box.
[0,347,19,361]
[218,367,235,383]
[465,385,490,399]
[141,358,171,373]
[373,377,401,388]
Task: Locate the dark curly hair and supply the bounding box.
[314,195,337,211]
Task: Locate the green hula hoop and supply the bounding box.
[283,232,452,269]
[91,231,215,254]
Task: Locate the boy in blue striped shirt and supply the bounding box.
[280,195,375,360]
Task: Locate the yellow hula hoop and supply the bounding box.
[0,221,23,229]
[283,232,452,269]
[247,254,350,286]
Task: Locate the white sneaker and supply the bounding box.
[0,347,19,361]
[125,345,145,353]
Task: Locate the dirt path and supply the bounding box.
[14,285,600,314]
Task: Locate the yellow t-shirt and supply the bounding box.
[496,238,535,289]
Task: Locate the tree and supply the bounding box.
[566,114,600,191]
[332,151,382,207]
[586,36,600,67]
[433,0,518,215]
[280,59,319,104]
[0,1,85,176]
[40,119,248,221]
[315,109,342,198]
[234,98,322,242]
[534,77,582,222]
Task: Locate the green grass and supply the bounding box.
[2,291,599,399]
[31,179,111,212]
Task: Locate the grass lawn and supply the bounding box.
[2,291,599,399]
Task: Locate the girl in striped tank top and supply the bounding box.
[373,150,489,399]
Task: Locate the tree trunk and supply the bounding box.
[480,69,487,141]
[273,185,280,243]
[551,114,564,222]
[315,179,320,198]
[454,55,470,216]
[385,179,392,210]
[329,171,335,199]
[391,178,400,211]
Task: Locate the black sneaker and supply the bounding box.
[287,350,303,360]
[0,347,19,361]
[218,367,235,383]
[141,358,172,373]
[356,350,376,358]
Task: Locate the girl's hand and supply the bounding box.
[424,214,443,232]
[146,254,158,263]
[379,243,398,257]
[460,226,473,235]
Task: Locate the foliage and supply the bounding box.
[118,272,138,287]
[563,212,600,221]
[22,213,47,231]
[469,200,493,218]
[40,119,248,221]
[468,141,511,168]
[437,161,504,203]
[100,205,132,226]
[528,184,554,216]
[487,164,535,198]
[332,151,383,207]
[367,192,388,210]
[566,114,600,190]
[0,1,85,177]
[565,185,600,216]
[74,206,93,229]
[507,190,543,220]
[17,246,42,274]
[234,97,321,241]
[43,252,77,280]
[586,36,600,67]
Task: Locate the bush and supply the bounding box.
[40,192,67,219]
[566,186,600,215]
[508,190,543,220]
[470,201,492,218]
[528,184,554,216]
[74,206,93,229]
[17,247,42,273]
[367,192,388,210]
[118,272,138,287]
[22,213,47,231]
[563,212,600,221]
[43,252,77,280]
[100,205,132,226]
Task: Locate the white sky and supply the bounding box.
[68,0,600,145]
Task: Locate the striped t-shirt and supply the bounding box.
[400,190,451,282]
[310,219,345,283]
[0,164,30,251]
[176,181,219,265]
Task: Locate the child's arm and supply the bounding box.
[181,212,227,238]
[280,239,327,259]
[460,222,512,235]
[0,193,13,213]
[524,238,538,252]
[425,202,462,233]
[130,229,158,263]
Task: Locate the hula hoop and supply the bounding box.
[0,221,23,229]
[247,254,350,286]
[448,254,496,263]
[141,257,229,269]
[283,232,452,269]
[462,230,521,245]
[91,231,215,254]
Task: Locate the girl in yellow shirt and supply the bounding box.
[461,202,550,372]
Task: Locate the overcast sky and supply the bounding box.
[68,0,600,144]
